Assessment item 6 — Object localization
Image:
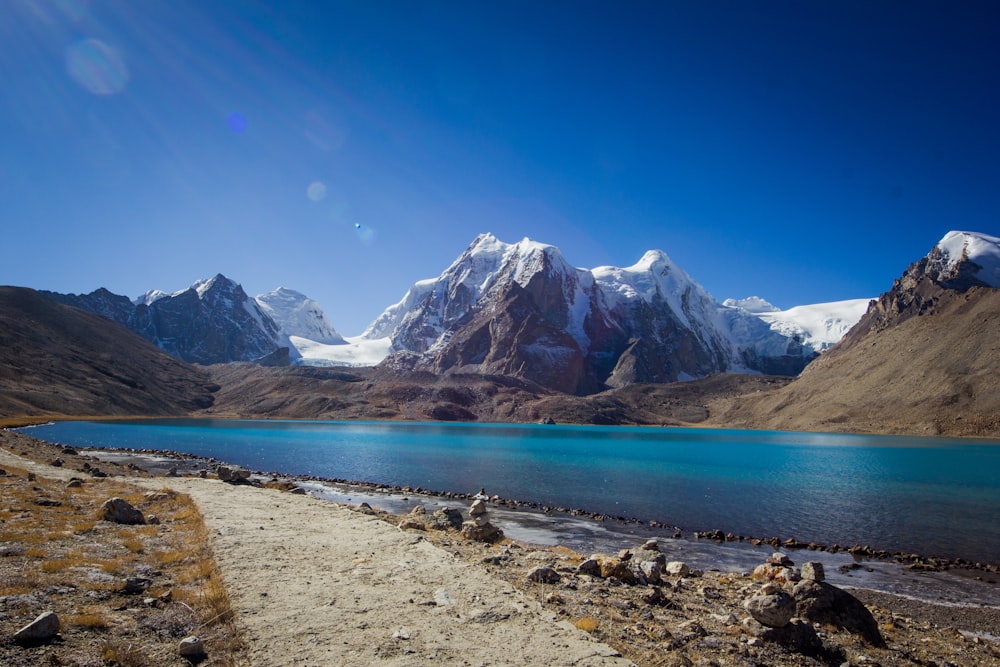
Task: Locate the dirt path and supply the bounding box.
[0,447,632,666]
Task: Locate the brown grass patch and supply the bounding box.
[0,438,245,666]
[66,607,110,629]
[573,616,599,633]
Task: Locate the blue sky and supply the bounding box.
[3,0,997,335]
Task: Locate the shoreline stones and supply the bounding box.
[79,445,1000,573]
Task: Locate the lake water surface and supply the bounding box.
[20,419,1000,565]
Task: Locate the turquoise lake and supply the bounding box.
[19,419,1000,564]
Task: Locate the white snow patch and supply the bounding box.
[748,298,872,352]
[292,335,392,367]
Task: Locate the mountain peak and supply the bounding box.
[933,230,1000,288]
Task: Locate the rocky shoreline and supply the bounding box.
[5,431,1000,666]
[80,443,1000,579]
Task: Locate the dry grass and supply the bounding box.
[0,442,245,666]
[573,616,600,633]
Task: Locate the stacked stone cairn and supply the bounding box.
[460,489,504,543]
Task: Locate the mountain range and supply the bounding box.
[38,233,870,394]
[4,229,998,436]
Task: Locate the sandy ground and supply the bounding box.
[0,446,632,667]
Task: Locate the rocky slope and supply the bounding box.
[0,287,218,418]
[44,275,282,365]
[712,231,1000,436]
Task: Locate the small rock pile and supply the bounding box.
[459,490,504,543]
[745,552,885,647]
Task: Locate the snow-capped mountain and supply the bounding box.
[45,275,282,365]
[361,233,819,392]
[723,297,872,353]
[927,230,1000,289]
[255,287,345,346]
[839,230,1000,350]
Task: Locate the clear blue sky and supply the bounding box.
[3,0,997,335]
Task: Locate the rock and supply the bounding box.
[66,479,83,488]
[752,563,800,584]
[801,561,825,582]
[664,561,690,577]
[641,586,674,607]
[641,539,659,551]
[178,636,206,658]
[767,551,793,566]
[217,466,251,484]
[577,558,601,576]
[428,508,464,530]
[101,497,145,525]
[792,579,885,646]
[598,557,636,584]
[398,518,426,531]
[0,468,6,476]
[637,559,663,584]
[469,498,488,517]
[460,520,504,543]
[61,447,78,455]
[147,514,161,525]
[50,458,64,467]
[13,611,60,644]
[743,591,796,628]
[526,566,561,584]
[409,505,426,515]
[123,577,153,594]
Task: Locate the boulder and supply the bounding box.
[101,497,145,525]
[792,579,885,646]
[13,611,60,644]
[743,591,796,628]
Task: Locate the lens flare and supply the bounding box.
[227,112,248,133]
[306,181,327,201]
[354,223,376,245]
[65,38,129,95]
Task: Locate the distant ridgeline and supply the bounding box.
[42,275,285,366]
